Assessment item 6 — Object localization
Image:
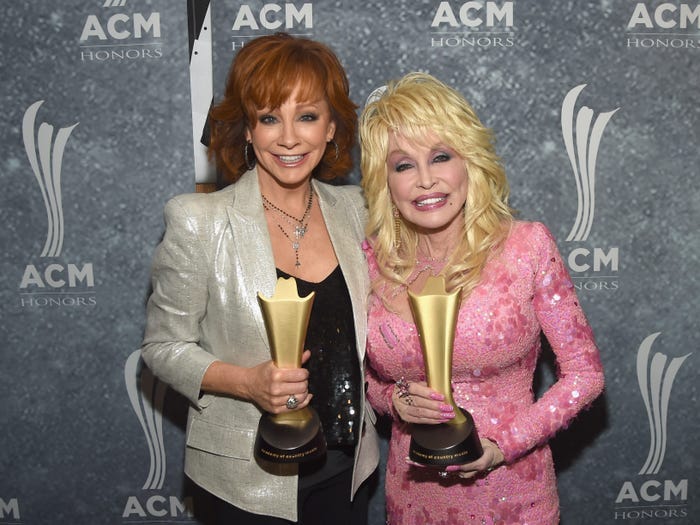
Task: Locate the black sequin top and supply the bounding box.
[277,266,362,448]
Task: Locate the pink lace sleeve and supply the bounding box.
[365,359,398,417]
[492,223,605,463]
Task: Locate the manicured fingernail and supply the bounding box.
[430,392,445,401]
[439,404,455,412]
[445,465,461,472]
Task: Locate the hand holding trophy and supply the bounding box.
[254,277,327,463]
[407,275,483,466]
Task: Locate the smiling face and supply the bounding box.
[386,132,468,241]
[246,87,336,190]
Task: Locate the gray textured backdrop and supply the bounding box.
[1,1,698,524]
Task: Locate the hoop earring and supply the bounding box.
[393,205,401,249]
[327,139,339,163]
[244,141,256,170]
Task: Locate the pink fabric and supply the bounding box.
[364,222,604,525]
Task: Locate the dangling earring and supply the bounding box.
[327,139,339,163]
[244,141,256,170]
[393,205,401,249]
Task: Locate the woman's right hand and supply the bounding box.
[243,350,313,414]
[391,379,455,424]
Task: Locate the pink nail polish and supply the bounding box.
[445,465,461,472]
[439,404,455,412]
[430,392,445,401]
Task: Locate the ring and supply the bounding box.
[396,377,411,398]
[403,395,414,406]
[438,471,448,478]
[286,394,299,410]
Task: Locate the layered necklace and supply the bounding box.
[261,183,314,268]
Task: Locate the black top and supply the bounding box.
[276,265,362,448]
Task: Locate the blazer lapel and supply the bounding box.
[225,170,277,346]
[314,182,368,360]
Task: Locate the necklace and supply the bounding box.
[261,183,314,268]
[391,253,449,297]
[408,254,448,285]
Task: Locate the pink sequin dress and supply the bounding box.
[364,222,604,525]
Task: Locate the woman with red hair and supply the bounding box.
[142,33,378,524]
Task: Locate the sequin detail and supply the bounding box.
[278,266,361,446]
[364,222,604,525]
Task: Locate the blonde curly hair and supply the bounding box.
[359,72,514,298]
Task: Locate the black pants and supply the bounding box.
[212,467,370,525]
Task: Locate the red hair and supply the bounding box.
[208,33,357,186]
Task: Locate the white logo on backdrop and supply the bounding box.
[79,0,162,61]
[561,85,619,242]
[636,332,691,475]
[231,3,313,32]
[22,101,79,257]
[625,3,700,49]
[125,350,168,490]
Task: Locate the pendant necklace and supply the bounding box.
[261,183,314,268]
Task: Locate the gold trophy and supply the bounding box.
[407,275,483,466]
[254,277,326,463]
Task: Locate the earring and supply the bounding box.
[244,141,256,170]
[327,139,339,163]
[393,205,401,249]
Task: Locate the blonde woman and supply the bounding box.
[360,73,604,524]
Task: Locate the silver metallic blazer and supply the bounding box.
[141,169,379,521]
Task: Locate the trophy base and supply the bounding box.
[409,408,483,466]
[254,409,327,464]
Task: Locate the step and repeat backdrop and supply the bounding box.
[1,1,697,524]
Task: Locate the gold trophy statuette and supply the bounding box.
[407,275,483,466]
[254,277,326,463]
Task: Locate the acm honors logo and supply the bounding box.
[229,2,516,50]
[79,0,163,62]
[560,84,620,292]
[230,2,313,50]
[18,101,96,309]
[122,350,194,520]
[613,333,692,521]
[626,2,700,49]
[430,1,515,49]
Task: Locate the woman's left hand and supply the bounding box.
[442,438,505,479]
